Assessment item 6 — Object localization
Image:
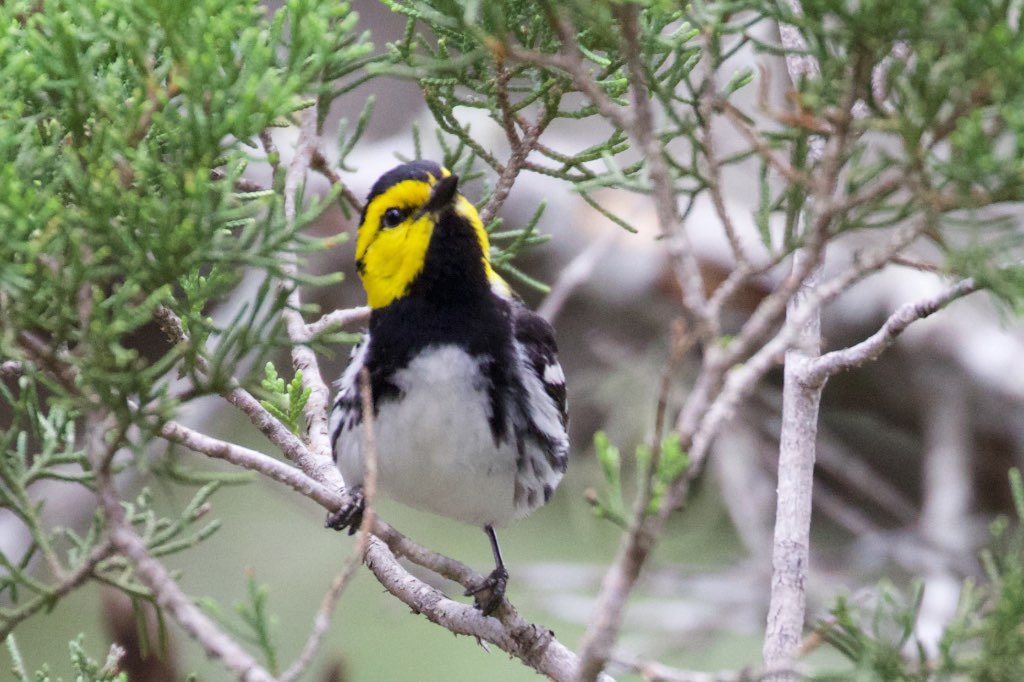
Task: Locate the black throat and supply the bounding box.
[406,209,491,302]
[369,209,509,363]
[364,210,518,443]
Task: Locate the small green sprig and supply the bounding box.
[818,469,1024,679]
[238,574,279,674]
[200,573,280,674]
[259,362,311,435]
[587,431,690,529]
[5,633,127,682]
[817,581,927,680]
[638,432,688,516]
[589,431,627,528]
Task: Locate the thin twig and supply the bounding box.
[536,232,616,323]
[718,101,814,189]
[574,320,693,682]
[704,261,760,321]
[154,306,339,487]
[300,306,370,342]
[16,331,80,393]
[362,536,615,682]
[478,118,545,226]
[825,170,905,218]
[90,427,274,682]
[259,129,282,179]
[279,371,378,682]
[639,320,695,532]
[493,55,522,151]
[311,150,363,215]
[208,168,268,194]
[356,367,378,531]
[503,30,631,132]
[804,278,978,385]
[281,109,335,463]
[614,4,708,326]
[279,568,353,682]
[158,417,341,510]
[699,32,750,267]
[0,540,114,641]
[890,255,943,273]
[478,57,557,226]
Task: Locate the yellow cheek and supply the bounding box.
[359,217,434,309]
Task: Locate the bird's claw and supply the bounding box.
[463,566,508,616]
[324,487,365,535]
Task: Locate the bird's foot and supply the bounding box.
[324,487,365,535]
[464,565,508,616]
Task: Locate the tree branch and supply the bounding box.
[699,33,751,268]
[300,306,370,342]
[614,4,709,327]
[502,19,632,133]
[281,109,334,463]
[310,150,363,215]
[154,305,342,490]
[804,278,978,385]
[478,57,556,226]
[0,540,114,641]
[92,436,274,681]
[536,232,615,323]
[157,389,614,681]
[762,251,824,673]
[158,417,341,510]
[363,536,614,682]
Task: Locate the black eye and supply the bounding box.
[382,207,405,228]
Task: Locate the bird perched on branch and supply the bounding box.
[327,160,569,615]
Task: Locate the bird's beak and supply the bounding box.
[421,174,459,216]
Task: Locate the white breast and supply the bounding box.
[336,345,521,527]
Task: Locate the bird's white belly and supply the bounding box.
[338,345,519,527]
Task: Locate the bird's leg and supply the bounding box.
[464,524,508,616]
[324,485,365,536]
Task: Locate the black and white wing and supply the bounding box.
[512,304,569,475]
[325,335,372,533]
[328,334,369,464]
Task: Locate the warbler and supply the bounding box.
[326,160,569,615]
